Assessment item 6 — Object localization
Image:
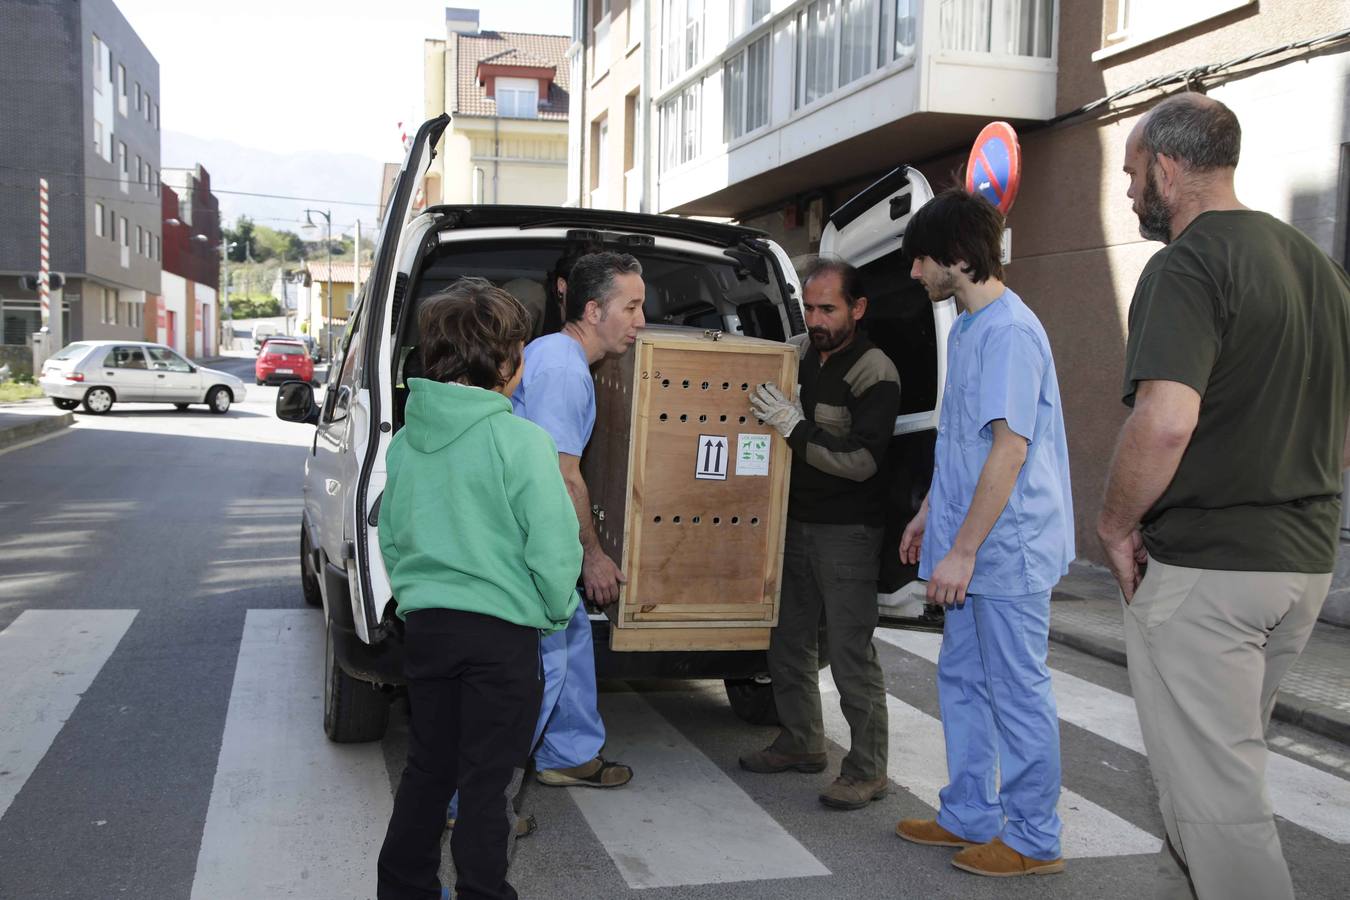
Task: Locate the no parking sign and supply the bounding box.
[966,122,1022,215]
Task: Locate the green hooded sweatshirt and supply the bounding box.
[378,377,581,633]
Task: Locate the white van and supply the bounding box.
[251,322,279,351]
[275,115,955,741]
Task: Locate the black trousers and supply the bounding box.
[377,608,542,900]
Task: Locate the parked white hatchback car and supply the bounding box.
[38,340,246,414]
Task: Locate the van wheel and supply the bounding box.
[300,526,322,608]
[82,386,114,414]
[725,677,780,726]
[323,626,389,743]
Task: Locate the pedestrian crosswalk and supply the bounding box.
[1,608,1347,899]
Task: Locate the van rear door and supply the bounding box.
[339,113,449,642]
[819,166,955,628]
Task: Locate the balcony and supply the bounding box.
[654,0,1058,217]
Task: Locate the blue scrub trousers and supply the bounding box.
[532,602,606,771]
[449,603,604,819]
[935,590,1063,861]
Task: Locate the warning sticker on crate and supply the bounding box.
[695,434,729,480]
[736,433,771,476]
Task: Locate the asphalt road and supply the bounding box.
[1,355,1348,899]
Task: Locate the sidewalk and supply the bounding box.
[0,399,74,451]
[1052,562,1350,745]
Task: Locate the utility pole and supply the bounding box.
[304,208,333,362]
[353,219,363,305]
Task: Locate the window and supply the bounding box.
[839,0,879,86]
[135,155,142,185]
[136,82,142,112]
[103,345,146,368]
[496,78,539,118]
[100,288,120,325]
[942,0,1054,57]
[724,34,770,141]
[146,347,191,372]
[659,79,704,173]
[94,202,105,238]
[94,121,104,156]
[92,35,106,92]
[886,0,918,62]
[119,217,128,247]
[153,234,160,261]
[591,114,609,190]
[119,141,128,174]
[137,226,145,256]
[1101,0,1244,55]
[662,0,706,86]
[730,0,771,38]
[796,0,838,108]
[153,103,159,131]
[144,92,153,122]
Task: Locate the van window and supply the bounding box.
[392,239,790,430]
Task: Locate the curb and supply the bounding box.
[0,412,74,451]
[1048,621,1350,747]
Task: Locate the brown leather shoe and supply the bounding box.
[951,838,1065,877]
[895,818,977,848]
[818,775,889,810]
[536,756,633,788]
[738,746,828,774]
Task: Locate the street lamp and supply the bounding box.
[302,208,333,362]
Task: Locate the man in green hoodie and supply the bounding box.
[375,278,582,900]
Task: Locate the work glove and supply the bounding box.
[750,383,804,439]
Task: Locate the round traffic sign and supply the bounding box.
[965,122,1022,215]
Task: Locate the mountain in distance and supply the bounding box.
[162,130,389,238]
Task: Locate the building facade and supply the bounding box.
[300,261,370,358]
[569,0,1350,589]
[155,166,221,357]
[0,0,162,372]
[422,8,571,212]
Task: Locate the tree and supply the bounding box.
[223,216,256,263]
[229,296,281,318]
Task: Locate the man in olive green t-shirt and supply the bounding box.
[1098,94,1350,900]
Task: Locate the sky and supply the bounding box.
[114,0,573,163]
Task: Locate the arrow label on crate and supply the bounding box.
[696,434,729,481]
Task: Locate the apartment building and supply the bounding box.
[570,1,1350,586]
[155,166,221,357]
[422,8,571,211]
[0,0,162,371]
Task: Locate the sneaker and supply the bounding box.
[951,838,1065,877]
[895,818,977,848]
[818,775,888,810]
[738,746,828,774]
[536,756,633,788]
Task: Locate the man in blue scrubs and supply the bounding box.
[514,250,646,788]
[894,188,1074,878]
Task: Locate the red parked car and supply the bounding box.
[255,339,315,386]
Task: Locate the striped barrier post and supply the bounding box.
[38,177,50,329]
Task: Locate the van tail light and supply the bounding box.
[65,372,84,382]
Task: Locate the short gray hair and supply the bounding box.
[1141,94,1241,171]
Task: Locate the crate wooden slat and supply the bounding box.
[582,326,797,652]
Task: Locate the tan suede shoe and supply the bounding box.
[738,746,828,774]
[818,775,889,810]
[895,818,978,848]
[951,838,1065,877]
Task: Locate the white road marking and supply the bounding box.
[876,629,1350,844]
[0,609,137,820]
[573,691,831,889]
[190,609,393,900]
[819,665,1161,858]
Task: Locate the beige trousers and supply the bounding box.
[1123,558,1331,900]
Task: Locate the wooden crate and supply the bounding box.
[582,326,797,652]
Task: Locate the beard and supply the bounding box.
[809,321,855,353]
[919,268,959,302]
[1136,163,1173,243]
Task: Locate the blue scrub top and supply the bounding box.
[919,288,1074,595]
[512,332,594,455]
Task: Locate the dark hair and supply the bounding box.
[902,187,1005,284]
[1141,93,1241,171]
[418,277,529,389]
[542,240,604,333]
[564,251,643,323]
[800,256,866,306]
